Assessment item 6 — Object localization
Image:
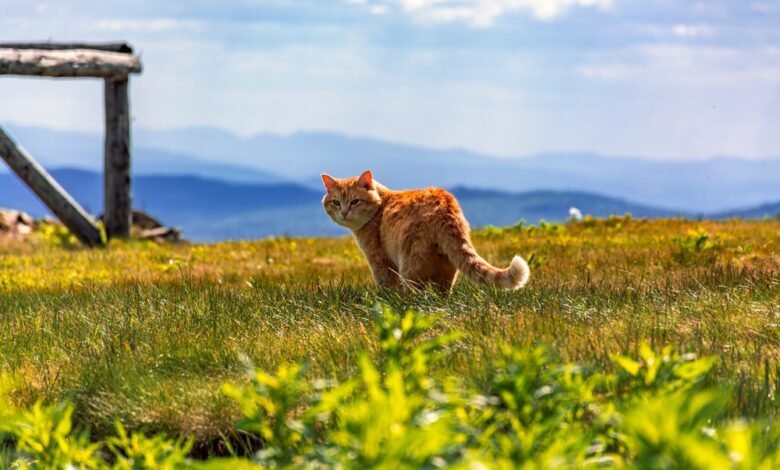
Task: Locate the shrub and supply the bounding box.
[673,228,721,264]
[2,306,780,468]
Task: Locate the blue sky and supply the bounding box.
[0,0,778,159]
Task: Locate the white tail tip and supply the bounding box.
[510,255,530,289]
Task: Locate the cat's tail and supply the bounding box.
[438,226,530,290]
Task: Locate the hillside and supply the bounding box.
[450,187,683,227]
[1,169,687,240]
[3,124,780,212]
[4,168,778,241]
[1,125,282,184]
[714,201,780,219]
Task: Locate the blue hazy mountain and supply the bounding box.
[713,202,780,220]
[0,169,698,241]
[134,127,780,213]
[2,124,779,213]
[449,188,686,227]
[0,169,324,238]
[2,125,281,184]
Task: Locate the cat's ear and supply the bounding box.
[321,173,337,192]
[357,170,374,190]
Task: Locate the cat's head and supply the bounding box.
[321,170,382,230]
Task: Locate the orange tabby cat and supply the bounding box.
[321,170,530,292]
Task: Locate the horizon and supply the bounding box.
[0,0,778,161]
[4,121,780,164]
[2,122,780,220]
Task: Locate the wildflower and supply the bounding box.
[568,207,583,222]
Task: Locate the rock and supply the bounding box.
[17,211,33,226]
[98,210,184,242]
[0,208,183,243]
[130,210,182,242]
[0,208,34,236]
[132,210,164,230]
[139,226,181,242]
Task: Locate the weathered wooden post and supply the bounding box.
[104,78,132,238]
[0,127,103,246]
[0,42,142,244]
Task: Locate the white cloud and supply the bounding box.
[2,0,779,160]
[92,18,199,33]
[671,24,715,38]
[578,44,780,85]
[638,23,716,39]
[750,2,779,14]
[353,0,613,26]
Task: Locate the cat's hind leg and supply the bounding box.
[398,248,457,293]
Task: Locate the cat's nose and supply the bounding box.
[341,210,349,218]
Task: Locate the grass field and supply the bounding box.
[1,217,779,466]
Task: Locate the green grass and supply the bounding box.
[1,217,779,452]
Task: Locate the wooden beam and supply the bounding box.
[0,42,133,54]
[0,48,141,79]
[104,78,132,238]
[0,126,104,247]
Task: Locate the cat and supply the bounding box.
[321,170,530,292]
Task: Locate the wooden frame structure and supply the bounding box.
[0,42,142,245]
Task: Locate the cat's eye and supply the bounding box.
[350,199,360,206]
[331,200,341,207]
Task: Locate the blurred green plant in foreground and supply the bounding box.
[2,306,779,469]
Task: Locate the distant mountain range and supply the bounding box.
[2,125,282,184]
[2,124,779,213]
[1,169,776,242]
[712,202,780,220]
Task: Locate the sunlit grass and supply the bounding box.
[0,216,778,447]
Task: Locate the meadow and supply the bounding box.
[1,216,779,467]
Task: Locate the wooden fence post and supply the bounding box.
[1,42,141,247]
[104,77,131,238]
[0,126,103,246]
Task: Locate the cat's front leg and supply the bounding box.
[355,236,402,289]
